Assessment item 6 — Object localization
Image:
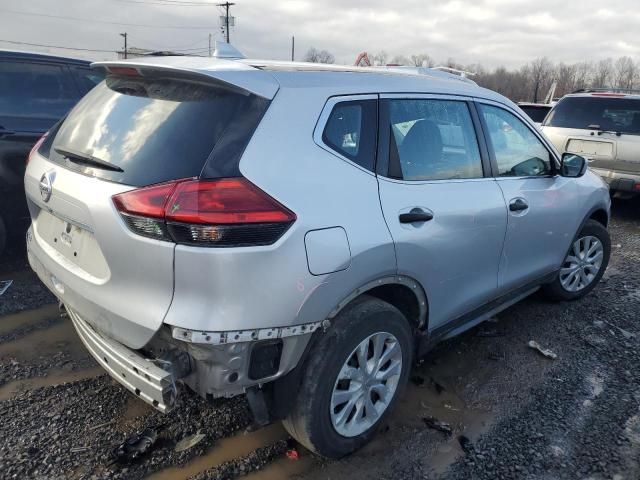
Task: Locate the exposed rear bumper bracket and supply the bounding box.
[68,308,177,412]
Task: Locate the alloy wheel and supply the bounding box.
[559,235,604,292]
[330,332,403,438]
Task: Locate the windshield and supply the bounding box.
[47,75,263,186]
[543,96,640,135]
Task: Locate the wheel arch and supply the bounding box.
[327,275,429,330]
[587,207,609,228]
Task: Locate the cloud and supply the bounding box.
[1,0,639,69]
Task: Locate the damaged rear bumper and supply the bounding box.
[68,308,177,412]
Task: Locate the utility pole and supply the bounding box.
[291,35,294,61]
[120,32,128,59]
[208,33,212,56]
[217,2,235,43]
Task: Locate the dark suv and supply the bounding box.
[0,50,104,255]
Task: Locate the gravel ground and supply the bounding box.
[0,197,638,480]
[0,378,253,479]
[0,242,55,316]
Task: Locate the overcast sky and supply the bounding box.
[1,0,639,68]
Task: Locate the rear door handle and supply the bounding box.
[0,128,15,138]
[399,209,434,223]
[509,198,529,212]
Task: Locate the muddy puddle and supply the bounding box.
[147,423,289,480]
[0,303,59,336]
[0,315,86,362]
[0,366,103,400]
[245,455,313,480]
[0,305,98,401]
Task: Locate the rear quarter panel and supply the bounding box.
[165,87,397,332]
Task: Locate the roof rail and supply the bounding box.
[431,66,476,78]
[572,87,640,95]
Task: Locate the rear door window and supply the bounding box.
[322,99,377,171]
[0,60,79,127]
[47,75,267,186]
[544,96,640,135]
[384,98,483,181]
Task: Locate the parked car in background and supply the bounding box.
[0,50,104,256]
[25,57,610,458]
[542,89,640,197]
[518,102,554,126]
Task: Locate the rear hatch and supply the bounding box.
[24,60,277,348]
[542,94,640,174]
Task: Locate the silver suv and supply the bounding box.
[25,57,611,458]
[542,90,640,197]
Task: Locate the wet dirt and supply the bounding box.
[0,366,103,400]
[245,457,312,480]
[0,303,59,337]
[147,423,288,480]
[0,316,87,362]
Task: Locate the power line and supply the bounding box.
[0,38,211,54]
[0,8,214,29]
[113,0,218,6]
[0,39,115,53]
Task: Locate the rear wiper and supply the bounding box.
[54,146,124,172]
[587,125,622,137]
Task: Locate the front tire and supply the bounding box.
[282,295,413,458]
[543,219,611,301]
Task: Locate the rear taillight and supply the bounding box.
[112,178,296,247]
[26,132,49,165]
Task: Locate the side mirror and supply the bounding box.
[560,153,588,178]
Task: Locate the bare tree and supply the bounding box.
[410,53,433,67]
[303,47,335,64]
[390,55,411,66]
[372,50,388,66]
[555,63,578,97]
[614,56,635,89]
[593,58,613,88]
[530,57,554,102]
[574,61,593,91]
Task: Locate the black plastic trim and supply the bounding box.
[423,270,558,352]
[200,95,271,179]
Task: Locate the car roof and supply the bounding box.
[92,56,513,107]
[0,49,92,65]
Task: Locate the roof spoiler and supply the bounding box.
[91,56,278,99]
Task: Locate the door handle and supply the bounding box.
[0,128,15,138]
[399,209,434,223]
[509,198,529,212]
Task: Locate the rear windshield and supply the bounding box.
[46,75,265,186]
[519,105,551,123]
[544,96,640,135]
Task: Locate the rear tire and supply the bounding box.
[282,295,413,458]
[543,219,610,301]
